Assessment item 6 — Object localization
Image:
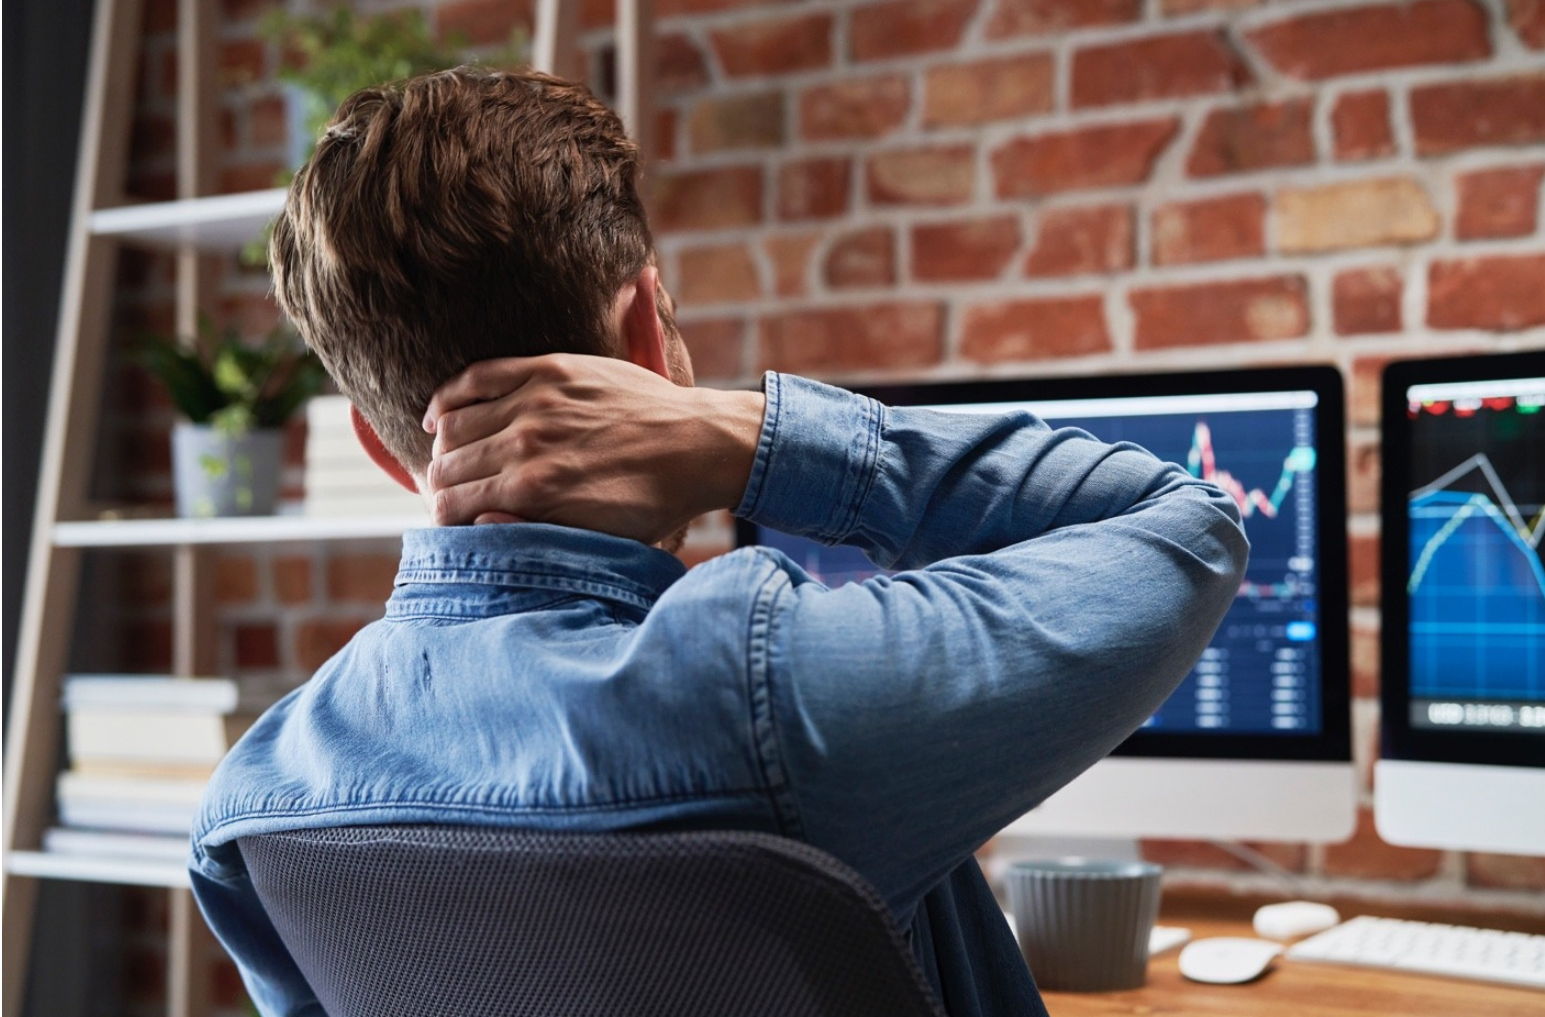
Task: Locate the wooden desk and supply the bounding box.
[1040,898,1545,1017]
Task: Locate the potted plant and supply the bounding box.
[137,320,327,518]
[262,6,526,174]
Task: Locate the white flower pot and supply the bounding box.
[172,423,284,518]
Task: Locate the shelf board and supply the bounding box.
[89,189,286,250]
[54,513,428,547]
[7,850,190,889]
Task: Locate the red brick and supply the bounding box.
[212,957,247,1011]
[1411,74,1545,154]
[1187,99,1314,177]
[1131,276,1309,349]
[912,216,1022,282]
[688,91,784,154]
[219,39,266,87]
[124,620,173,671]
[131,114,176,163]
[656,108,679,163]
[758,302,944,373]
[1024,204,1133,276]
[1072,31,1247,108]
[1348,438,1381,514]
[678,317,746,381]
[1467,853,1545,890]
[219,162,285,195]
[1510,0,1545,48]
[1322,807,1443,880]
[800,76,910,142]
[988,0,1140,38]
[143,0,176,34]
[327,554,398,604]
[1151,193,1265,266]
[923,54,1055,128]
[215,554,259,605]
[660,0,803,12]
[1350,356,1395,429]
[867,146,976,206]
[1332,90,1395,161]
[219,293,282,337]
[437,0,533,47]
[1246,0,1490,81]
[994,119,1178,197]
[678,242,762,304]
[223,0,281,18]
[121,553,173,606]
[274,555,312,605]
[1334,266,1404,336]
[764,232,821,297]
[1162,0,1260,12]
[777,157,850,221]
[652,166,763,231]
[130,169,178,203]
[248,95,288,148]
[961,297,1111,363]
[1140,839,1307,872]
[234,624,280,669]
[1455,165,1544,239]
[1428,254,1545,331]
[710,13,832,78]
[824,228,896,290]
[851,0,975,61]
[1275,177,1438,253]
[1350,531,1379,607]
[658,33,710,94]
[295,619,367,671]
[1351,619,1379,698]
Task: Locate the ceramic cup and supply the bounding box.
[1007,858,1163,992]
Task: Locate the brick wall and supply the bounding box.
[103,0,1543,1011]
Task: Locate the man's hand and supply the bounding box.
[422,354,765,545]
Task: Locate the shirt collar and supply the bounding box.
[390,524,688,613]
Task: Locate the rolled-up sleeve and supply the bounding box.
[738,373,1249,914]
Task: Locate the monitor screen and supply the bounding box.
[1375,350,1545,855]
[738,366,1355,842]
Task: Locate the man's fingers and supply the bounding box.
[423,358,541,432]
[425,438,509,495]
[431,397,523,457]
[430,474,525,527]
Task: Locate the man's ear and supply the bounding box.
[349,404,419,494]
[619,264,670,380]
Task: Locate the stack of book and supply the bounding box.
[45,675,261,861]
[304,394,428,518]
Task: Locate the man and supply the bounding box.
[191,68,1248,1017]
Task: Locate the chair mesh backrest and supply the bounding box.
[239,825,947,1017]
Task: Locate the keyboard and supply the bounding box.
[1287,915,1545,991]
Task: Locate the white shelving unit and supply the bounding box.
[53,514,427,548]
[3,2,652,1014]
[89,189,286,250]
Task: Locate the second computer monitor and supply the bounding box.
[737,365,1355,843]
[1375,351,1545,856]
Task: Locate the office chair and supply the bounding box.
[238,824,948,1017]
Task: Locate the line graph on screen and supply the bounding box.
[1408,453,1545,700]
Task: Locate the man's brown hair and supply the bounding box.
[270,67,653,471]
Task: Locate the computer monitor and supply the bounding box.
[737,366,1356,843]
[1375,350,1545,856]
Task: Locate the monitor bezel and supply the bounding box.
[1379,349,1545,770]
[736,364,1351,765]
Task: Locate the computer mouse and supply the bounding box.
[1177,937,1284,984]
[1253,900,1341,940]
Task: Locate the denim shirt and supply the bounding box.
[191,373,1247,1017]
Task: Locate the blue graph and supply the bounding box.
[1408,455,1545,701]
